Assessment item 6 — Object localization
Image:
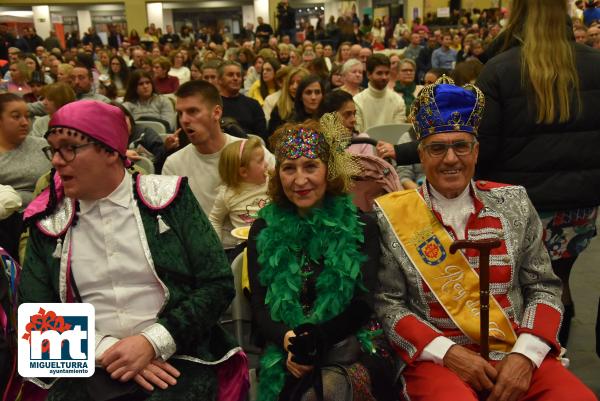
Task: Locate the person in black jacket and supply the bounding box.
[256,16,274,43]
[65,30,80,49]
[415,34,439,83]
[25,28,43,53]
[218,61,267,142]
[82,27,102,47]
[276,0,296,43]
[108,27,125,49]
[473,15,597,209]
[0,24,16,61]
[475,0,600,346]
[384,0,600,346]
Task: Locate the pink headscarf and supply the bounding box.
[46,100,131,167]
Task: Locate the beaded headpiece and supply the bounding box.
[272,113,362,191]
[275,127,326,161]
[409,75,485,140]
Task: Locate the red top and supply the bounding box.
[154,75,180,95]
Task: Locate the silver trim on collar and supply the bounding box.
[137,175,182,210]
[36,197,75,238]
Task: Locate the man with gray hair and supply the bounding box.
[130,47,145,71]
[217,60,267,141]
[374,77,595,401]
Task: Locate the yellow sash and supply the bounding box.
[376,190,517,352]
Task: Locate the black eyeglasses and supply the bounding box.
[421,140,477,158]
[42,143,94,162]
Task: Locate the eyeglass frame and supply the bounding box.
[419,139,478,158]
[42,143,95,162]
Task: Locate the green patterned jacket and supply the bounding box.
[19,173,238,389]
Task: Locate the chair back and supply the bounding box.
[136,119,168,134]
[366,123,412,144]
[222,251,259,353]
[134,156,155,174]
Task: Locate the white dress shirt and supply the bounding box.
[70,173,175,362]
[419,184,551,367]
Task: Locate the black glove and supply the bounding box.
[288,323,324,365]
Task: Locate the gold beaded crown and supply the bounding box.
[409,75,485,140]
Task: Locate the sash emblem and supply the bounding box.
[418,235,447,265]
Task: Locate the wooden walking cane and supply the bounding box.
[449,238,501,361]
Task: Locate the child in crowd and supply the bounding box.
[209,136,270,259]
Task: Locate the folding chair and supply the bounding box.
[366,123,412,144]
[221,250,262,400]
[135,120,167,134]
[134,156,154,174]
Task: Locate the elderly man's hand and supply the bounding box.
[376,141,396,160]
[100,335,156,382]
[134,359,180,391]
[443,345,497,392]
[486,353,534,401]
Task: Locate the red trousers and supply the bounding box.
[401,358,597,401]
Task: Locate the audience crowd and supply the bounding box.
[1,0,600,399]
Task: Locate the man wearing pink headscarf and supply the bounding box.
[19,100,247,401]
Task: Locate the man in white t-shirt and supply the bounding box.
[162,80,274,248]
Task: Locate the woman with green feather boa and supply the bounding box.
[247,116,394,401]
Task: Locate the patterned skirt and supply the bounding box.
[540,207,598,262]
[284,363,375,401]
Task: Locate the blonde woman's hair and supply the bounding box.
[11,61,31,83]
[277,67,309,120]
[57,63,74,77]
[503,0,579,124]
[258,48,277,60]
[42,82,76,109]
[218,136,264,188]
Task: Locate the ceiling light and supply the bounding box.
[0,11,34,18]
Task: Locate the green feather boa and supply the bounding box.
[255,195,369,401]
